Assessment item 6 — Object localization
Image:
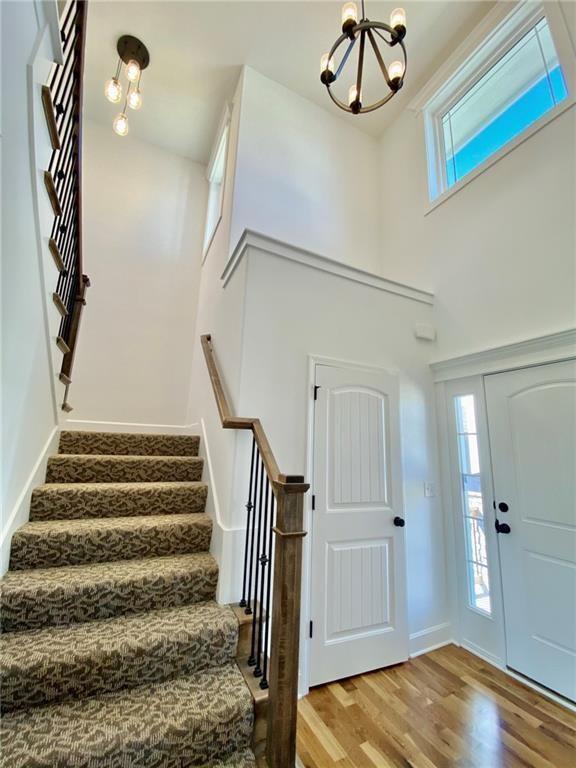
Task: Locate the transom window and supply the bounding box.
[420,2,575,203]
[454,395,491,616]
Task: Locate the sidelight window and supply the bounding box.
[454,394,491,615]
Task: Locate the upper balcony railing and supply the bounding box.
[43,0,89,407]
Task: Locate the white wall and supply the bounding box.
[69,120,208,427]
[1,0,62,573]
[378,79,576,360]
[236,249,449,672]
[229,67,382,274]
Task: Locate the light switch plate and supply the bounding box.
[424,482,436,498]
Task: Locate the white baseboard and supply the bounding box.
[409,622,453,658]
[460,638,503,668]
[0,426,60,574]
[63,419,201,436]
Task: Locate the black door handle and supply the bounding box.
[393,516,405,527]
[498,502,509,512]
[495,519,511,534]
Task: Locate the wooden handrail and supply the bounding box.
[201,332,309,768]
[201,334,307,490]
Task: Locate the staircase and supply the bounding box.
[0,431,257,767]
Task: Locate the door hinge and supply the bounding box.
[313,385,320,400]
[311,494,316,510]
[309,620,313,638]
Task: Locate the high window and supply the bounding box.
[419,2,575,203]
[203,108,230,258]
[454,394,491,615]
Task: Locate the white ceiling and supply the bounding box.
[84,1,494,164]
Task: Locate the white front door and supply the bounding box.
[485,360,576,701]
[309,364,408,687]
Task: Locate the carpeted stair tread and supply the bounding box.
[1,553,218,632]
[30,481,208,521]
[9,513,212,570]
[59,430,200,456]
[0,661,254,768]
[46,454,204,483]
[0,601,238,712]
[211,748,257,767]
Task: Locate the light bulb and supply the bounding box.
[341,2,358,33]
[390,8,406,30]
[128,88,142,110]
[125,59,140,83]
[320,53,335,85]
[388,60,405,83]
[113,112,129,136]
[348,84,362,106]
[104,77,122,103]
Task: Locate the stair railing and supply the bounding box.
[201,334,309,768]
[43,0,89,406]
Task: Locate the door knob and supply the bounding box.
[495,519,511,534]
[498,502,509,512]
[393,516,405,527]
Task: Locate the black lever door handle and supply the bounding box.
[495,519,511,534]
[393,516,405,527]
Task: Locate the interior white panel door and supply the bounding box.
[309,364,408,686]
[485,360,576,701]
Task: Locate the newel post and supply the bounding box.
[266,476,308,768]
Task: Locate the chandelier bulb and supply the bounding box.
[104,77,122,103]
[320,54,335,85]
[341,2,358,35]
[128,88,142,110]
[388,60,405,89]
[113,112,129,137]
[125,59,141,83]
[390,8,406,39]
[348,84,362,114]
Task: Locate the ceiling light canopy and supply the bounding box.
[320,1,407,114]
[105,35,150,136]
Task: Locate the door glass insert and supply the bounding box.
[454,394,492,615]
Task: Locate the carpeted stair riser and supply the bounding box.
[59,430,200,456]
[212,749,257,767]
[30,482,208,521]
[0,602,238,713]
[0,662,254,768]
[9,514,212,570]
[1,553,218,632]
[46,454,203,483]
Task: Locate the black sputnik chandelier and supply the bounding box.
[320,2,407,114]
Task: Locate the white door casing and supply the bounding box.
[309,364,408,686]
[485,360,576,701]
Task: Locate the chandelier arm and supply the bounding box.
[334,36,358,80]
[327,85,353,113]
[374,28,393,47]
[359,90,396,112]
[366,29,394,89]
[355,29,366,103]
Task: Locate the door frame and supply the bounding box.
[432,328,576,705]
[300,353,405,697]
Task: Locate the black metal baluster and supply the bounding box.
[260,493,275,689]
[248,459,265,667]
[254,475,270,677]
[240,437,257,608]
[245,451,260,617]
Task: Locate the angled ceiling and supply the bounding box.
[84,1,494,163]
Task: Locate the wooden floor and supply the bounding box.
[296,644,576,768]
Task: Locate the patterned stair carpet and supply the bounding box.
[0,431,256,768]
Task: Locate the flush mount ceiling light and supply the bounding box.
[320,1,407,114]
[104,35,150,136]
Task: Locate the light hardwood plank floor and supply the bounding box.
[297,644,576,768]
